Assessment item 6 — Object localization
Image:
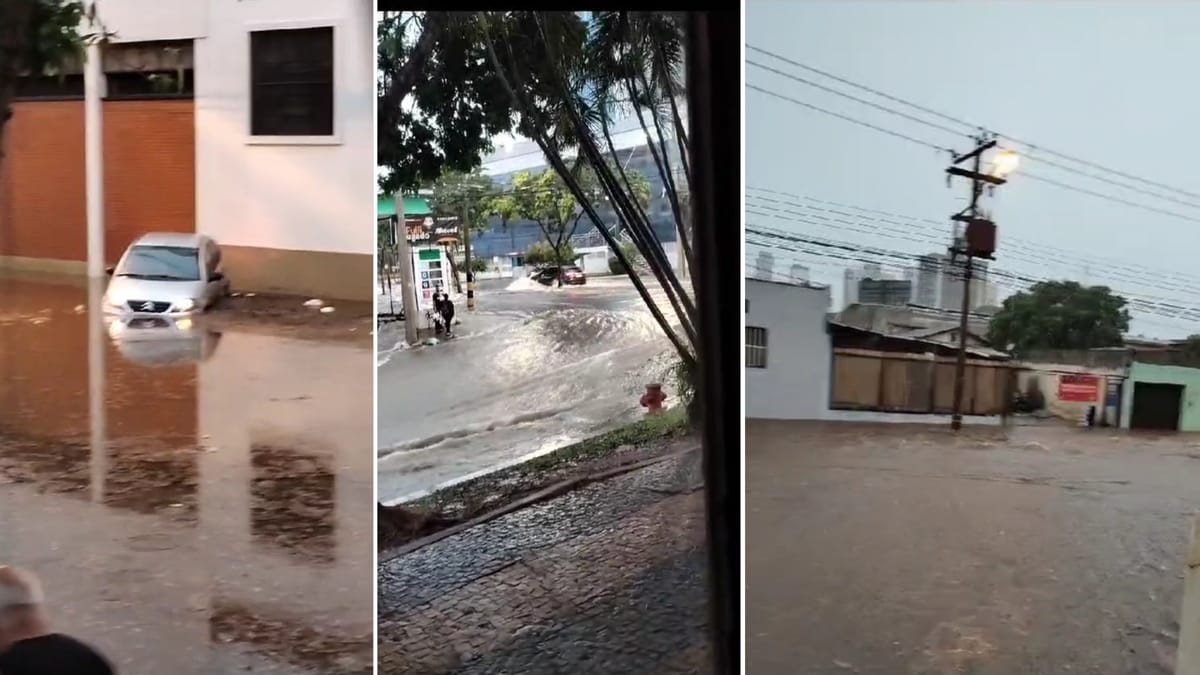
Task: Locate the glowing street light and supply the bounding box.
[991,148,1020,178]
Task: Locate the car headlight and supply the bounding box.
[173,298,196,312]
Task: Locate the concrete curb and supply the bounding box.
[380,447,698,564]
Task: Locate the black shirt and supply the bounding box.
[0,633,114,674]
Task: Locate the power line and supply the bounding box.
[744,189,1200,297]
[746,186,1200,289]
[745,42,1200,202]
[747,226,1200,322]
[745,58,970,140]
[746,84,953,153]
[744,81,1200,225]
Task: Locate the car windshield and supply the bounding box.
[116,245,201,281]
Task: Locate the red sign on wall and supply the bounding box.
[1058,374,1100,402]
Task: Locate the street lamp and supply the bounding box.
[990,148,1020,178]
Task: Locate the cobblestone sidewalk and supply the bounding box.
[378,452,712,674]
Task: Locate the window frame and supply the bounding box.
[746,325,768,369]
[245,19,341,145]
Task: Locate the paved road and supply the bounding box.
[376,276,676,503]
[378,450,712,674]
[0,274,374,675]
[747,420,1197,674]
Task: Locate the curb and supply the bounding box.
[380,447,698,563]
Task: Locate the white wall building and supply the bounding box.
[88,0,374,299]
[745,278,832,420]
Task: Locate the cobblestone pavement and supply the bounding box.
[378,452,712,674]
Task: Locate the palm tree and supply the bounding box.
[478,11,698,369]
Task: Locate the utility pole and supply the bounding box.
[461,203,475,311]
[394,194,420,346]
[946,133,1010,430]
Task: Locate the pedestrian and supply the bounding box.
[431,286,446,335]
[0,566,115,674]
[440,292,455,337]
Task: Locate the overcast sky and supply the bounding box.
[747,1,1200,338]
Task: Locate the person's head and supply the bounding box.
[0,566,47,648]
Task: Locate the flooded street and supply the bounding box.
[376,277,676,503]
[0,274,374,674]
[747,421,1200,674]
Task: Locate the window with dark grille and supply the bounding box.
[249,26,334,136]
[107,70,194,99]
[746,326,768,368]
[13,74,84,100]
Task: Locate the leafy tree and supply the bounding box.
[477,11,698,368]
[377,12,516,194]
[524,240,575,267]
[379,11,698,368]
[0,1,106,162]
[1179,335,1200,362]
[509,170,583,286]
[987,280,1130,354]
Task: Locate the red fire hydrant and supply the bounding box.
[640,383,666,415]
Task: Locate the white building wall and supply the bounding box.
[193,0,374,256]
[745,279,832,420]
[94,0,208,42]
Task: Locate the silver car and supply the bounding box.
[103,233,230,316]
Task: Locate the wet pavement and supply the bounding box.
[746,420,1200,674]
[376,276,677,503]
[377,450,712,674]
[0,273,374,674]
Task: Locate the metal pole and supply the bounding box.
[394,195,420,346]
[463,205,475,310]
[84,42,105,277]
[950,140,984,431]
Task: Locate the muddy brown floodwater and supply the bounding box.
[747,420,1200,674]
[0,273,374,674]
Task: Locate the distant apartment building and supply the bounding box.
[788,263,809,284]
[0,0,374,299]
[914,253,944,307]
[940,257,990,312]
[842,267,862,306]
[754,251,775,281]
[858,278,912,307]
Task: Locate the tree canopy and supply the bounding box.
[0,0,105,160]
[376,12,517,194]
[987,280,1130,354]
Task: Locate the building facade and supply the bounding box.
[0,0,374,300]
[745,278,832,420]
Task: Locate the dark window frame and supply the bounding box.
[746,325,768,368]
[104,69,195,101]
[248,25,335,137]
[12,74,85,101]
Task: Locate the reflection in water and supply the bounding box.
[251,443,336,565]
[0,273,372,673]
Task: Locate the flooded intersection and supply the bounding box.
[0,274,374,674]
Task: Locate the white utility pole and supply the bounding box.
[84,41,105,277]
[394,194,420,346]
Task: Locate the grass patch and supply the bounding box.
[378,407,691,551]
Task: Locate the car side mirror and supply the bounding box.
[104,266,114,276]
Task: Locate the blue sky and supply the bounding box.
[747,1,1200,338]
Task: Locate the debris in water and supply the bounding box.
[73,304,85,313]
[320,306,335,314]
[423,337,439,346]
[303,298,324,307]
[230,292,242,297]
[245,292,256,297]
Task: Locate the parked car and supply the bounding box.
[103,233,230,316]
[532,265,587,286]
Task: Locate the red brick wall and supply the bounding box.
[102,99,195,263]
[0,99,195,264]
[0,101,87,261]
